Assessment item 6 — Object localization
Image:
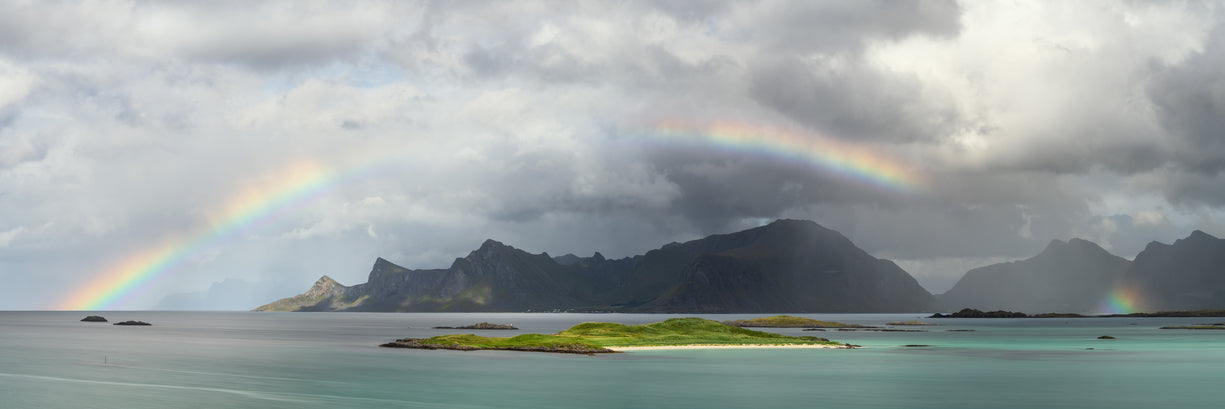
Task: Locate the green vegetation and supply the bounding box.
[382,318,846,353]
[722,315,868,328]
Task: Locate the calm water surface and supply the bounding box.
[2,311,1223,408]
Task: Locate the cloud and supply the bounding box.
[0,1,410,69]
[723,0,962,54]
[1148,21,1225,174]
[2,1,1225,308]
[747,55,962,143]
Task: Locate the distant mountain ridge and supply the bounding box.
[937,238,1130,312]
[1123,230,1225,311]
[256,219,936,313]
[938,231,1225,313]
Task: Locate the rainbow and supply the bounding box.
[58,161,341,310]
[1100,285,1145,314]
[648,119,925,192]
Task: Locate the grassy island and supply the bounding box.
[381,318,848,354]
[722,315,869,328]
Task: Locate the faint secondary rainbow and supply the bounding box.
[58,161,342,310]
[649,119,924,192]
[1100,284,1145,314]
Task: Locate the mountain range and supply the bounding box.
[256,219,934,313]
[257,220,1225,313]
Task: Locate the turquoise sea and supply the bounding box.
[2,311,1223,408]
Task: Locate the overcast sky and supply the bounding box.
[4,1,1225,309]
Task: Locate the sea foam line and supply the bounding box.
[0,371,455,408]
[0,372,308,403]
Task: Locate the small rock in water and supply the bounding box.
[81,315,108,322]
[113,320,152,326]
[1097,335,1116,339]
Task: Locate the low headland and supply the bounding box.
[886,320,938,326]
[432,322,518,330]
[722,315,870,328]
[930,308,1225,319]
[1159,324,1225,330]
[381,317,849,354]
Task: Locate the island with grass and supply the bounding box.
[381,317,850,354]
[721,315,870,328]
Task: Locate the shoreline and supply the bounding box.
[606,344,850,351]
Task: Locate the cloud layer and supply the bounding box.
[2,1,1224,308]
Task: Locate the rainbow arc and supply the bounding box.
[59,161,339,310]
[650,119,925,193]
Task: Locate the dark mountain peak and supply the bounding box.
[766,218,816,227]
[1034,237,1116,260]
[1142,240,1171,253]
[745,218,855,255]
[465,239,523,261]
[1042,239,1069,252]
[1064,238,1112,255]
[760,219,834,235]
[591,251,605,262]
[1066,238,1096,247]
[553,253,582,266]
[461,238,559,270]
[367,257,411,283]
[1186,230,1218,242]
[479,239,508,251]
[742,219,834,240]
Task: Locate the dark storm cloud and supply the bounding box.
[458,22,738,91]
[748,56,962,142]
[1148,24,1225,175]
[637,145,905,235]
[1162,172,1225,206]
[727,1,964,143]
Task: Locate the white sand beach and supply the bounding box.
[606,344,850,351]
